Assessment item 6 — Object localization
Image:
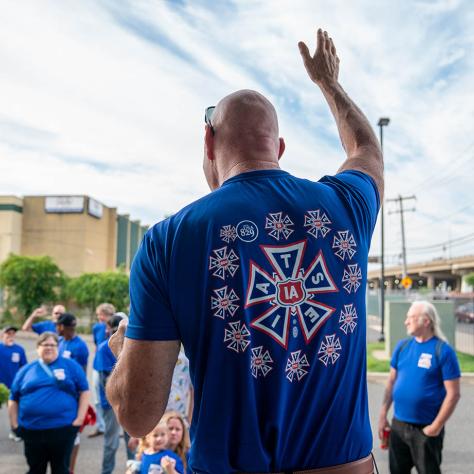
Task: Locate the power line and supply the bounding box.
[386,195,416,278]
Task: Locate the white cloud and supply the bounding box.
[0,0,472,264]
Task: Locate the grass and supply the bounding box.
[367,342,474,373]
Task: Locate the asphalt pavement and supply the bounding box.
[1,331,473,473]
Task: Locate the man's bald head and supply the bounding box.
[203,90,284,189]
[212,90,280,155]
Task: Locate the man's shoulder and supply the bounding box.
[72,335,89,350]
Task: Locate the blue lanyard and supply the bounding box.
[38,359,55,379]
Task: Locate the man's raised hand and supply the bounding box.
[298,29,339,87]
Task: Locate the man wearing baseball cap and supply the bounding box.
[56,313,89,373]
[0,325,28,442]
[0,326,27,389]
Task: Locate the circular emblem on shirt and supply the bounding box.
[236,220,259,242]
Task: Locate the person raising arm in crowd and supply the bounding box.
[22,304,65,334]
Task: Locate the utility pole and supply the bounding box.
[378,117,389,342]
[387,195,416,280]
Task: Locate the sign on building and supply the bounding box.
[88,198,103,219]
[45,196,84,213]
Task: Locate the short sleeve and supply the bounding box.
[9,365,27,401]
[126,230,180,341]
[77,343,89,368]
[319,170,380,241]
[440,344,461,381]
[31,321,43,334]
[390,339,406,369]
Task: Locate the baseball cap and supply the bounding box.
[3,325,18,333]
[56,312,77,327]
[108,312,127,330]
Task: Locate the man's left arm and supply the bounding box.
[106,321,180,437]
[423,378,461,437]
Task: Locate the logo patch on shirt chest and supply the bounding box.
[53,368,66,380]
[11,352,20,363]
[417,353,433,369]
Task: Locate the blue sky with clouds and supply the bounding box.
[0,0,472,266]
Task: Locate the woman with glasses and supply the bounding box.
[7,331,90,474]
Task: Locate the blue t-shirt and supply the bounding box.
[391,336,461,424]
[0,343,27,388]
[126,169,379,472]
[32,320,57,334]
[96,339,116,409]
[9,357,89,430]
[93,322,107,346]
[92,322,108,371]
[140,450,183,474]
[59,335,89,370]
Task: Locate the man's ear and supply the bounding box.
[278,137,285,160]
[205,125,215,161]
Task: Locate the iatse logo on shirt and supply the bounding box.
[417,353,433,369]
[53,368,66,380]
[11,352,20,363]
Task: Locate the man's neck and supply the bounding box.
[220,160,280,185]
[414,331,435,343]
[63,331,75,341]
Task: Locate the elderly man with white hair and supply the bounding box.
[378,301,461,474]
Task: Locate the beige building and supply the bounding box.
[0,195,147,277]
[0,196,23,264]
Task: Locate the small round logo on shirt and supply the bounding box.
[53,368,66,380]
[236,220,259,242]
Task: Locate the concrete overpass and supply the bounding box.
[367,255,474,291]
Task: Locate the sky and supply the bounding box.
[0,0,473,268]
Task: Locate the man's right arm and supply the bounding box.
[378,367,397,439]
[299,29,383,200]
[21,307,46,332]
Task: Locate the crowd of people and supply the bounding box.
[0,303,193,474]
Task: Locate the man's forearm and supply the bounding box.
[319,81,380,159]
[106,337,179,437]
[21,314,36,331]
[430,392,461,431]
[380,384,393,417]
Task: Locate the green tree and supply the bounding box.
[68,271,129,324]
[0,254,65,319]
[466,272,474,288]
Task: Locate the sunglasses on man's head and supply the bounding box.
[205,106,216,135]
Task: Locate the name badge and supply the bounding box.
[148,464,163,473]
[63,350,72,359]
[53,368,66,380]
[418,353,432,369]
[11,352,20,363]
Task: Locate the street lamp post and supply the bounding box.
[378,117,390,342]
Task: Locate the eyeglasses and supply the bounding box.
[204,106,215,135]
[39,343,58,348]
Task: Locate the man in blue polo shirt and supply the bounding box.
[22,304,65,334]
[56,313,89,373]
[378,301,461,474]
[0,326,27,389]
[107,29,383,473]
